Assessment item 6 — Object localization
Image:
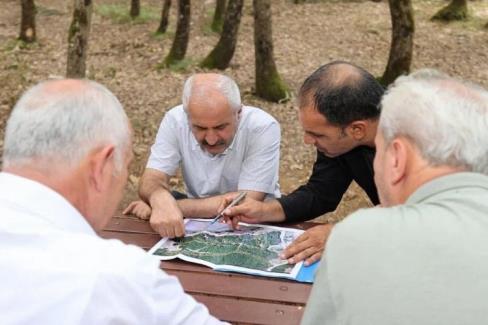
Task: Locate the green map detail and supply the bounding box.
[154,230,295,274]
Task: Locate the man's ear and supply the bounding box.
[388,138,408,186]
[89,145,116,192]
[347,121,367,141]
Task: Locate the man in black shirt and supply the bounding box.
[222,61,384,265]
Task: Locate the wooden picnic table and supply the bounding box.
[99,216,316,325]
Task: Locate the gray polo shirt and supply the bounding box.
[302,172,488,325]
[147,105,281,198]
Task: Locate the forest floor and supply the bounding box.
[0,0,487,222]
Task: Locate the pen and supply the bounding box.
[209,191,247,225]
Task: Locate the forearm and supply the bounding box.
[178,195,225,218]
[260,199,286,223]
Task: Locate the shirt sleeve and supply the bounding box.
[277,151,352,222]
[238,120,280,196]
[80,246,227,325]
[146,111,181,176]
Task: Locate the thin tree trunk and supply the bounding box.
[253,0,289,102]
[211,0,226,33]
[19,0,36,43]
[432,0,468,21]
[164,0,191,66]
[130,0,141,18]
[66,0,93,78]
[381,0,414,85]
[200,0,243,70]
[156,0,171,34]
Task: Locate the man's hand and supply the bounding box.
[123,200,152,220]
[281,223,333,266]
[147,189,186,238]
[149,204,185,238]
[219,194,267,229]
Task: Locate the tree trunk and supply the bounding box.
[200,0,243,70]
[164,0,191,66]
[253,0,289,102]
[381,0,415,85]
[66,0,93,78]
[432,0,468,21]
[130,0,141,18]
[211,0,226,33]
[156,0,172,34]
[19,0,36,43]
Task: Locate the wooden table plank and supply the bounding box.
[193,294,305,325]
[165,269,311,304]
[105,217,156,234]
[98,230,160,249]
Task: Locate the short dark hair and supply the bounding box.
[298,61,384,127]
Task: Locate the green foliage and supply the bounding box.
[157,58,195,72]
[2,39,36,52]
[95,4,159,24]
[432,1,469,22]
[151,30,174,39]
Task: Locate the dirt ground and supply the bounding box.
[1,0,487,221]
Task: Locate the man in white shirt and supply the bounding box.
[124,73,280,238]
[0,79,224,324]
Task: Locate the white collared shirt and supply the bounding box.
[147,105,281,198]
[0,172,224,325]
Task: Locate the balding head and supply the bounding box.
[298,61,384,127]
[3,79,130,172]
[182,73,241,113]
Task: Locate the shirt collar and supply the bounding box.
[406,172,488,204]
[0,172,96,236]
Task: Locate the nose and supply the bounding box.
[205,130,219,145]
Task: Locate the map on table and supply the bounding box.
[148,219,304,280]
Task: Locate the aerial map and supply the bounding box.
[148,219,304,279]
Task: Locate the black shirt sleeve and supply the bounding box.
[277,150,353,222]
[277,146,378,222]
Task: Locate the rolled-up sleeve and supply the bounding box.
[238,120,281,197]
[146,112,181,176]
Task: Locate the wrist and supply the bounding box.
[149,188,175,210]
[262,200,286,223]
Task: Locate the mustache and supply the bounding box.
[202,140,226,147]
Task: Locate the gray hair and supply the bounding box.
[181,74,241,112]
[379,69,488,174]
[3,79,130,171]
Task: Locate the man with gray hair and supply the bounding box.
[0,79,225,324]
[301,70,488,325]
[125,73,280,238]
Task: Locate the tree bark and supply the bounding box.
[381,0,415,85]
[164,0,191,66]
[200,0,243,70]
[66,0,93,78]
[19,0,36,43]
[253,0,289,102]
[211,0,226,33]
[432,0,468,21]
[156,0,172,34]
[130,0,141,18]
